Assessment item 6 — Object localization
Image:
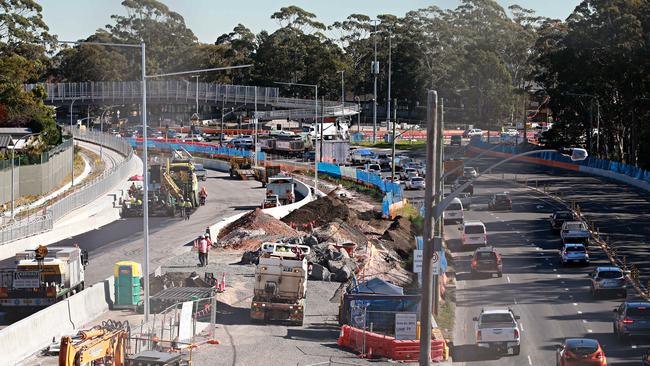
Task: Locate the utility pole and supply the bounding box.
[434,98,444,316]
[193,75,199,115]
[419,90,438,365]
[340,71,345,119]
[386,32,392,129]
[140,41,151,324]
[254,86,258,167]
[372,20,378,143]
[390,99,397,183]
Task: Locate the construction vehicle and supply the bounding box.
[59,320,130,366]
[250,242,310,325]
[229,156,256,180]
[254,165,281,187]
[0,246,88,309]
[169,149,200,207]
[444,159,464,184]
[261,194,281,209]
[266,175,295,205]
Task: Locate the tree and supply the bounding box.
[271,6,326,33]
[0,0,55,59]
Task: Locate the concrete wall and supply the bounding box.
[0,145,72,202]
[1,276,114,365]
[262,179,313,219]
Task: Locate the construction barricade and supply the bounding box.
[338,325,447,361]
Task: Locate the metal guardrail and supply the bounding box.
[0,130,135,245]
[25,81,360,116]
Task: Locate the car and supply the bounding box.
[231,136,254,149]
[488,192,512,210]
[613,301,650,341]
[405,176,425,190]
[453,177,475,195]
[303,151,315,161]
[444,192,472,210]
[262,194,280,209]
[643,350,650,366]
[460,221,488,247]
[589,266,627,298]
[406,162,426,177]
[474,308,521,355]
[443,197,464,224]
[365,163,382,174]
[550,210,577,232]
[350,149,374,165]
[504,128,518,136]
[471,246,502,278]
[450,135,462,146]
[463,167,478,178]
[400,168,418,180]
[370,153,391,167]
[463,128,483,138]
[559,243,589,266]
[555,338,607,366]
[561,221,590,245]
[194,163,207,181]
[203,132,226,142]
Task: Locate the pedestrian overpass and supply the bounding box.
[26,81,359,119]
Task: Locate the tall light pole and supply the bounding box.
[372,19,379,143]
[10,132,42,220]
[274,81,319,193]
[192,75,199,116]
[386,31,392,128]
[339,70,345,119]
[69,97,79,186]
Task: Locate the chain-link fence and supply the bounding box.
[0,129,134,245]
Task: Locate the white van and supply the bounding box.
[461,221,488,246]
[443,197,464,224]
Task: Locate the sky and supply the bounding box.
[39,0,583,43]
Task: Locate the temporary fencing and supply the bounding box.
[127,138,264,161]
[316,162,404,217]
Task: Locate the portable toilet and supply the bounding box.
[114,261,142,306]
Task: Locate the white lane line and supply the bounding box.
[553,269,558,272]
[561,281,566,284]
[525,238,530,242]
[556,275,562,279]
[519,321,524,332]
[573,303,578,306]
[514,298,518,305]
[496,216,500,219]
[565,288,569,291]
[490,213,495,216]
[507,276,511,283]
[632,345,638,349]
[578,311,583,314]
[582,320,588,323]
[587,329,593,333]
[627,227,633,232]
[536,247,541,251]
[527,355,533,365]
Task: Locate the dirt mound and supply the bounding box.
[379,216,417,259]
[282,193,357,229]
[149,272,211,296]
[312,219,368,247]
[218,209,299,250]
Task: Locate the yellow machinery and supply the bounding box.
[168,149,199,207]
[228,157,255,180]
[59,320,130,366]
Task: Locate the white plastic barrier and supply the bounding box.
[0,277,114,364]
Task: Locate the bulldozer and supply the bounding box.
[59,320,130,366]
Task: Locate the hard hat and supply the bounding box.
[200,234,205,238]
[205,233,210,238]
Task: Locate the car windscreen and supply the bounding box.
[627,306,650,318]
[598,270,623,279]
[479,313,514,327]
[446,203,462,211]
[556,212,573,220]
[464,225,485,234]
[411,177,424,182]
[495,195,509,201]
[477,252,496,260]
[565,223,584,231]
[565,246,585,252]
[195,164,204,170]
[566,339,599,355]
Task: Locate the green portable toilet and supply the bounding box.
[114,261,142,306]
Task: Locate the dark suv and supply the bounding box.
[613,302,650,341]
[550,210,577,232]
[488,193,512,210]
[450,135,462,146]
[470,246,503,278]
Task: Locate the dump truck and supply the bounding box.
[250,242,310,325]
[266,175,295,205]
[444,159,464,184]
[254,165,282,187]
[229,156,256,180]
[0,246,88,309]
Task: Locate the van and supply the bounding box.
[443,197,464,224]
[461,221,488,246]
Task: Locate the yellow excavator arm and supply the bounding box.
[162,169,185,202]
[59,320,129,366]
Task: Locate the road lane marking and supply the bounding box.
[561,281,566,284]
[573,303,578,306]
[578,311,583,314]
[519,321,524,332]
[627,227,633,232]
[507,276,511,283]
[554,269,558,272]
[632,345,638,349]
[582,320,587,323]
[565,288,569,291]
[514,298,518,305]
[587,329,593,333]
[527,355,533,365]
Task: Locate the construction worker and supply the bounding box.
[199,186,207,205]
[184,198,192,220]
[198,234,208,267]
[204,233,212,265]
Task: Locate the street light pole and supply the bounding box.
[386,32,392,128]
[69,98,78,187]
[340,71,345,119]
[419,90,438,365]
[390,99,397,183]
[372,20,378,143]
[140,41,151,324]
[193,75,199,116]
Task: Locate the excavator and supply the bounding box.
[59,320,130,366]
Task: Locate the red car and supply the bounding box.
[556,338,607,366]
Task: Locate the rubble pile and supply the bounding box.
[219,209,299,250]
[282,193,358,228]
[149,271,211,295]
[306,243,358,282]
[379,216,417,259]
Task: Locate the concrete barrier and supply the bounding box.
[261,179,313,219]
[1,277,114,365]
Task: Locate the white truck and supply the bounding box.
[266,175,295,205]
[474,308,521,355]
[560,221,590,245]
[0,246,88,309]
[308,121,350,140]
[250,243,310,325]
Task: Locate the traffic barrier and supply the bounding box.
[337,325,446,362]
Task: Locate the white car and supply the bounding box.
[400,168,418,180]
[461,221,487,246]
[465,128,483,138]
[559,243,589,265]
[443,197,464,224]
[474,308,521,355]
[504,128,519,136]
[560,221,589,244]
[405,176,425,190]
[463,167,478,178]
[365,163,381,174]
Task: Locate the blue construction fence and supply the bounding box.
[127,138,264,161]
[472,141,650,183]
[316,162,404,217]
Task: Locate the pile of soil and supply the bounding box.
[218,209,299,250]
[282,193,357,229]
[312,219,368,247]
[379,216,417,259]
[149,272,211,296]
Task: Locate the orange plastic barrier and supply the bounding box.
[337,325,446,361]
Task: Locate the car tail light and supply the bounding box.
[514,329,519,339]
[471,259,477,269]
[46,286,56,297]
[0,287,7,298]
[623,317,634,324]
[593,351,603,359]
[463,234,468,242]
[496,255,502,264]
[476,330,482,340]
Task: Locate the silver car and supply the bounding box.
[559,243,589,266]
[589,266,627,298]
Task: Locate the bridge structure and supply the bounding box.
[26,81,359,120]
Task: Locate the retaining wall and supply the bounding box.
[1,277,114,365]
